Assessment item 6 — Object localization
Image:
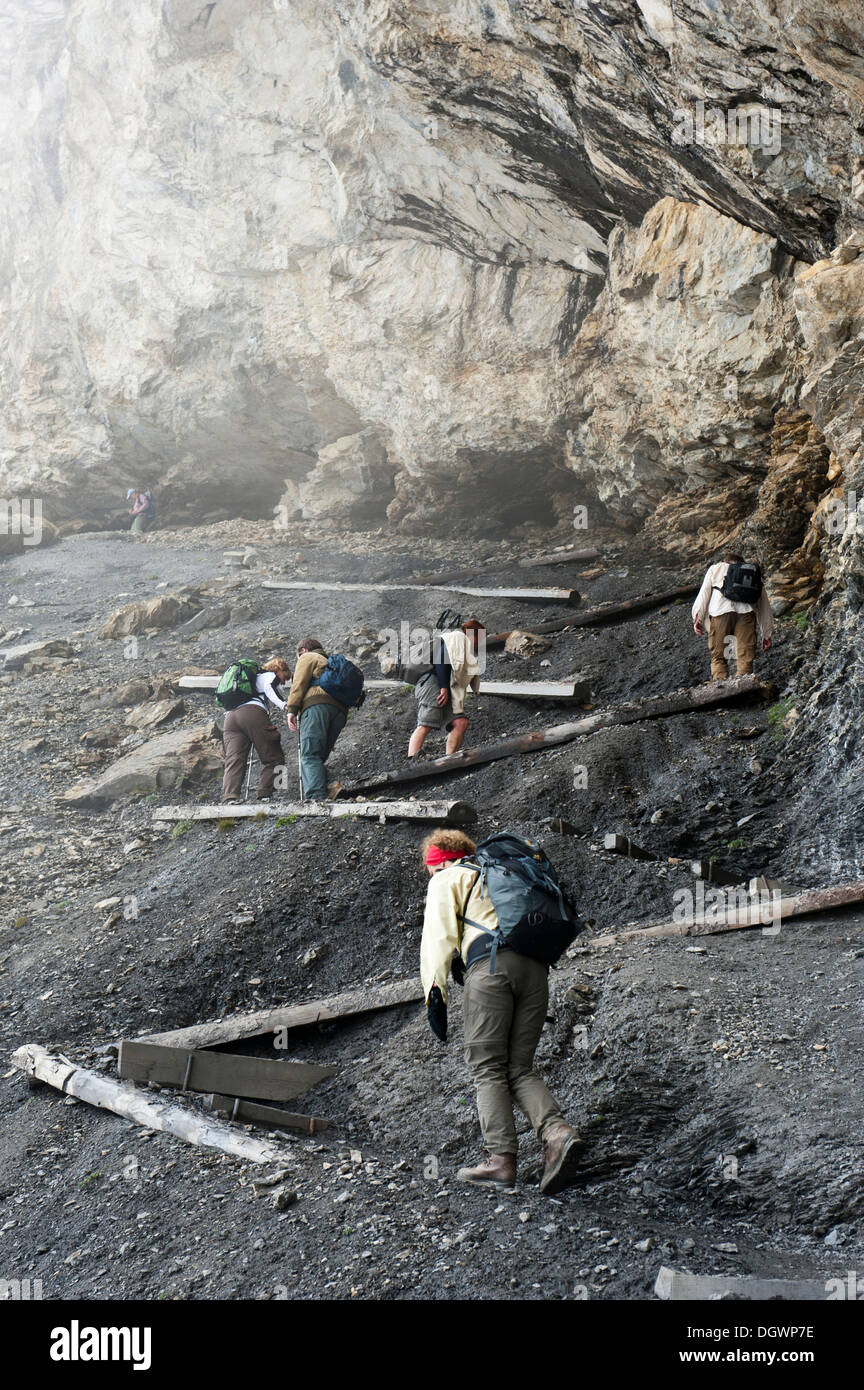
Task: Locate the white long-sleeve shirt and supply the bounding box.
[692,562,774,638]
[244,672,287,712]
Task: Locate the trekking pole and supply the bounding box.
[297,735,304,803]
[244,748,256,802]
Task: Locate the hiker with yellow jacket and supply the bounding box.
[420,827,584,1195]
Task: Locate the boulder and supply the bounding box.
[182,604,231,633]
[504,630,552,659]
[62,721,223,807]
[1,639,74,671]
[99,592,202,640]
[124,698,185,730]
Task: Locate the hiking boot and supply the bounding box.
[540,1124,586,1195]
[456,1154,516,1188]
[326,781,344,800]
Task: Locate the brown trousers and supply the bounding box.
[462,949,565,1155]
[221,703,284,801]
[708,610,757,679]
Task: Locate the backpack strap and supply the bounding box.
[456,863,501,974]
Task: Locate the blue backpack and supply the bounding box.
[458,832,582,972]
[312,653,366,709]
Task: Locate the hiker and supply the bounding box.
[127,487,155,534]
[408,613,485,760]
[420,827,584,1194]
[285,638,363,800]
[218,657,291,803]
[692,552,774,680]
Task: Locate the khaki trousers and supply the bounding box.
[221,703,284,801]
[708,610,757,679]
[462,949,565,1155]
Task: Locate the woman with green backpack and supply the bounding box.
[217,656,292,803]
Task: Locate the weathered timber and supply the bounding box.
[337,677,769,796]
[590,880,864,947]
[117,1041,335,1101]
[519,547,601,568]
[177,673,588,702]
[11,1045,285,1165]
[485,584,698,647]
[262,579,580,605]
[152,799,476,826]
[603,833,656,861]
[206,1094,330,1135]
[655,1265,831,1301]
[135,977,425,1051]
[690,858,748,886]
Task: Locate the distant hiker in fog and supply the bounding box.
[692,552,774,680]
[218,657,291,804]
[286,638,365,800]
[408,613,485,761]
[420,827,584,1195]
[127,487,155,534]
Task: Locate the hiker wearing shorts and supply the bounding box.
[420,828,584,1194]
[220,658,291,803]
[408,617,485,760]
[692,552,774,680]
[285,638,347,800]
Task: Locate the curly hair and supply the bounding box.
[420,828,477,862]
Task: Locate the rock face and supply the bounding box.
[1,1,862,530]
[62,721,223,807]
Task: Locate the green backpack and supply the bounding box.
[215,659,260,710]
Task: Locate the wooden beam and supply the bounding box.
[205,1093,330,1135]
[518,547,600,568]
[117,1041,335,1101]
[603,833,656,862]
[10,1045,286,1165]
[338,676,769,796]
[177,674,589,702]
[590,881,864,948]
[261,579,580,605]
[654,1266,831,1301]
[135,977,425,1051]
[690,858,747,887]
[152,799,476,825]
[486,584,698,647]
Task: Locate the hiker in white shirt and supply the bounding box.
[220,658,291,802]
[692,553,774,680]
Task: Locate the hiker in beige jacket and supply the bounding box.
[408,618,485,759]
[420,828,583,1196]
[692,553,774,680]
[285,638,346,800]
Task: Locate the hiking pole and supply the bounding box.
[244,748,256,802]
[297,735,304,802]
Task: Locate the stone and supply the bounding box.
[182,605,231,633]
[62,722,223,807]
[99,593,202,640]
[504,631,552,659]
[124,698,185,730]
[1,640,74,671]
[272,1187,298,1211]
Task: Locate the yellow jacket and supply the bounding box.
[285,651,345,714]
[420,859,500,1005]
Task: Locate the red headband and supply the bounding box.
[425,846,465,867]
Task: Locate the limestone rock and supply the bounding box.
[62,722,223,807]
[1,639,74,671]
[99,593,201,640]
[504,631,552,659]
[124,698,185,730]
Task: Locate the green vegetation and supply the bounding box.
[767,695,796,742]
[170,819,193,839]
[726,837,745,852]
[275,815,298,827]
[216,818,236,832]
[791,611,809,632]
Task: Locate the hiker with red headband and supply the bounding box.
[419,828,584,1194]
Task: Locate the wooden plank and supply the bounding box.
[117,1041,335,1101]
[519,547,600,568]
[603,833,655,861]
[206,1093,330,1135]
[655,1265,830,1302]
[591,881,864,948]
[485,584,698,647]
[152,799,476,825]
[11,1045,286,1166]
[338,676,769,796]
[136,977,425,1050]
[690,858,747,887]
[261,579,580,605]
[177,673,588,702]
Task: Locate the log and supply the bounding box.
[338,676,769,796]
[261,579,580,605]
[10,1044,285,1165]
[603,833,655,862]
[135,977,425,1051]
[152,799,477,825]
[518,547,600,568]
[117,1041,335,1101]
[206,1093,330,1135]
[590,881,864,948]
[177,673,589,702]
[654,1266,830,1302]
[485,584,698,647]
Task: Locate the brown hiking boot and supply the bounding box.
[456,1154,516,1189]
[540,1124,586,1195]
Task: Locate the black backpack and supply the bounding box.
[457,832,583,972]
[720,561,763,604]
